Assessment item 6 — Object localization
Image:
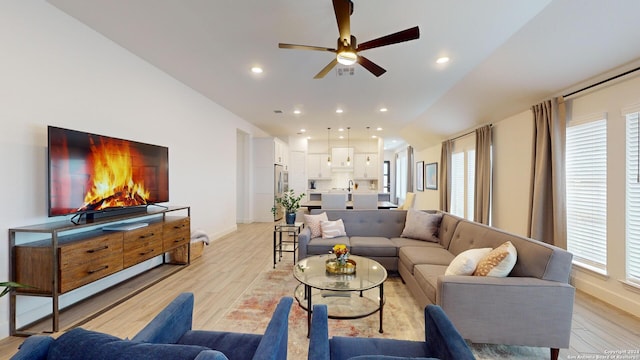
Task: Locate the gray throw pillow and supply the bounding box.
[400,209,442,242]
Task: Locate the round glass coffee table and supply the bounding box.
[293,254,388,337]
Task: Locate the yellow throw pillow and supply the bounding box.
[473,241,517,277]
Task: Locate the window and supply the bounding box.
[450,136,475,220]
[626,110,640,283]
[395,150,407,204]
[566,115,607,271]
[383,160,391,193]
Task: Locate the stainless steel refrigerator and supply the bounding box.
[274,164,288,221]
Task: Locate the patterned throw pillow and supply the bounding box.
[320,219,347,239]
[445,248,493,276]
[304,212,328,238]
[473,241,518,277]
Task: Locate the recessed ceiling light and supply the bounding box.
[339,135,344,139]
[307,136,311,139]
[436,57,450,64]
[336,109,344,114]
[338,128,344,132]
[300,128,306,132]
[376,127,383,131]
[251,66,263,74]
[379,108,388,112]
[294,110,301,114]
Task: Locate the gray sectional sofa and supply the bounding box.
[298,209,575,360]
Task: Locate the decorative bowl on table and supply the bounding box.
[325,258,357,275]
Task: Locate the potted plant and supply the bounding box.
[272,189,305,224]
[1,281,31,297]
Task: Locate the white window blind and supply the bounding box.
[566,117,607,270]
[450,152,465,217]
[626,111,640,282]
[467,150,476,220]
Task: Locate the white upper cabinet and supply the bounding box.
[274,138,288,167]
[331,147,354,170]
[354,153,378,179]
[307,153,332,179]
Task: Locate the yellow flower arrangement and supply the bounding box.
[332,244,350,265]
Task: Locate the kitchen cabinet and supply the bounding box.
[331,147,354,169]
[274,138,288,167]
[307,153,332,179]
[354,153,378,179]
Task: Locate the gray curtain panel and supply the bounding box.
[407,145,414,192]
[528,97,567,248]
[474,125,492,224]
[439,140,452,212]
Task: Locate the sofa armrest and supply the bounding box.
[132,292,194,344]
[437,276,575,348]
[308,304,330,360]
[424,305,475,360]
[194,350,230,360]
[10,335,54,360]
[252,296,293,360]
[298,227,311,260]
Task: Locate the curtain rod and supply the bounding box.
[563,65,640,98]
[449,124,493,142]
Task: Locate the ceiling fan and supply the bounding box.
[278,0,420,79]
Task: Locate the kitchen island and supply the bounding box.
[299,200,397,210]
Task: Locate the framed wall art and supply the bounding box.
[425,162,438,190]
[416,161,424,191]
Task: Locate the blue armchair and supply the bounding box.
[11,293,293,360]
[308,303,475,360]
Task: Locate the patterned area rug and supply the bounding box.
[213,263,547,360]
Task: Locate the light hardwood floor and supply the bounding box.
[1,221,639,359]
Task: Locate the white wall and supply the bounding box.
[413,144,441,210]
[0,2,266,338]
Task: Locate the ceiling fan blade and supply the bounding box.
[333,0,352,44]
[357,55,386,77]
[314,59,339,79]
[356,26,420,52]
[278,43,336,52]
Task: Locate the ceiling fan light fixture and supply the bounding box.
[337,50,357,65]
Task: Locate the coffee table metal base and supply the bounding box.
[294,283,384,337]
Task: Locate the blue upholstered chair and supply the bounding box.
[308,303,475,360]
[11,293,293,360]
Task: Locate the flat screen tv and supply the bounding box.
[48,126,169,220]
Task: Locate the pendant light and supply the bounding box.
[327,127,332,166]
[366,126,371,166]
[346,127,351,166]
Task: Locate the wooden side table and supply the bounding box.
[273,222,303,268]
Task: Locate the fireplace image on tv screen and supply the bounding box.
[48,126,169,218]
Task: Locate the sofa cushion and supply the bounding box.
[12,335,54,360]
[330,337,429,359]
[307,236,350,255]
[399,246,455,275]
[473,241,517,277]
[178,330,263,360]
[445,248,492,276]
[46,328,213,360]
[304,212,328,238]
[400,210,442,243]
[414,264,447,304]
[390,237,443,249]
[349,237,398,257]
[321,219,347,239]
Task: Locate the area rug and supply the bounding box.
[213,263,547,360]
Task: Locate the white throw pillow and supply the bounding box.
[473,241,518,277]
[304,212,328,239]
[400,209,442,243]
[320,219,347,239]
[445,248,492,276]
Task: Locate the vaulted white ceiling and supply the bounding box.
[47,0,640,150]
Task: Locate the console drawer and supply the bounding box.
[123,223,163,268]
[163,217,190,251]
